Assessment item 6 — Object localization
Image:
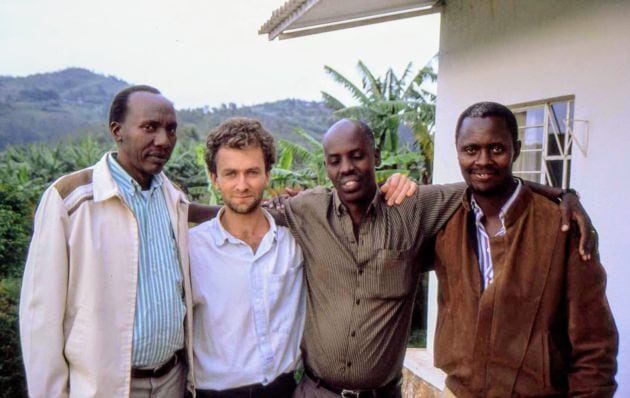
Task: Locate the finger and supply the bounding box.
[391,174,411,205]
[383,173,402,204]
[393,179,416,205]
[559,200,571,232]
[406,181,417,197]
[574,211,596,259]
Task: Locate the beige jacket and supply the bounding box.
[19,153,194,397]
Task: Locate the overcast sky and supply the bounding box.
[0,0,440,109]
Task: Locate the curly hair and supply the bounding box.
[205,117,276,174]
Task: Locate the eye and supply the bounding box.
[223,170,236,178]
[491,145,505,154]
[327,157,340,166]
[352,152,364,160]
[142,123,156,132]
[463,146,477,155]
[167,126,177,135]
[247,169,261,177]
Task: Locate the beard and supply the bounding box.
[223,194,263,215]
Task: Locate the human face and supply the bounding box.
[110,91,177,189]
[456,116,521,197]
[211,145,269,215]
[323,120,380,207]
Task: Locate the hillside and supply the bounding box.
[0,68,334,148]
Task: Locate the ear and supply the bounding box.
[374,148,381,167]
[110,121,122,143]
[513,140,522,163]
[210,172,218,187]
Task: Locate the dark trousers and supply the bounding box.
[195,372,296,398]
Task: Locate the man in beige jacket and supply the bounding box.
[19,85,194,397]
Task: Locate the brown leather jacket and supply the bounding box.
[433,186,617,397]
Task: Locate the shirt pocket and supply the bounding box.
[374,248,416,299]
[266,264,304,334]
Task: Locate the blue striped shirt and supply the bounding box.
[108,154,185,367]
[471,179,522,290]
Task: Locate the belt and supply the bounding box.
[196,372,296,397]
[304,367,401,398]
[131,350,184,379]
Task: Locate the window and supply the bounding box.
[511,98,575,188]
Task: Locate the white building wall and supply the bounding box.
[429,0,630,394]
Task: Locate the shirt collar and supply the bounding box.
[107,153,163,195]
[213,207,278,246]
[332,186,380,217]
[470,178,522,233]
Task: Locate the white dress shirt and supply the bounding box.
[188,208,304,390]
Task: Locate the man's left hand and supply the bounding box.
[560,192,598,261]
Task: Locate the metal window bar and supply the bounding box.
[511,99,574,189]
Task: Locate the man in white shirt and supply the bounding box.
[188,117,304,397]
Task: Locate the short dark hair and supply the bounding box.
[109,85,161,125]
[455,101,518,143]
[205,117,276,174]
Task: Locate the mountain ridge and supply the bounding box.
[0,68,333,148]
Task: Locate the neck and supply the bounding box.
[219,206,270,252]
[342,184,377,236]
[472,179,518,219]
[113,153,152,190]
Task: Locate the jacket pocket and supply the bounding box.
[375,248,415,298]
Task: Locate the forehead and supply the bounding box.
[215,145,265,169]
[458,116,512,144]
[323,123,372,155]
[126,92,175,121]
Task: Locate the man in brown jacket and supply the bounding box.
[434,102,618,397]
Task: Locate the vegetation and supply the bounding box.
[322,60,437,183]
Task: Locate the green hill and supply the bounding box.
[0,68,334,149]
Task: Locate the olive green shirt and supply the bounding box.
[281,183,465,389]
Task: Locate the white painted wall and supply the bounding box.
[428,0,630,394]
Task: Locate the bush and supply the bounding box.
[0,278,26,397]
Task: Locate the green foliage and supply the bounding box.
[322,60,437,183]
[0,278,25,397]
[0,184,35,279]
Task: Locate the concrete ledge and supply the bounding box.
[402,348,446,397]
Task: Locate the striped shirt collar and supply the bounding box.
[213,207,278,246]
[332,186,380,217]
[470,178,522,236]
[107,153,163,195]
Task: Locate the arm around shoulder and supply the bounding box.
[19,187,72,397]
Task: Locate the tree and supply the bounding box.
[321,60,437,183]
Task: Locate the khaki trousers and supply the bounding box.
[130,361,186,398]
[440,386,457,398]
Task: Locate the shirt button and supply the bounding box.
[351,331,356,337]
[355,299,360,305]
[347,361,352,367]
[358,269,363,275]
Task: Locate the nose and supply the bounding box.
[154,128,173,147]
[339,156,355,174]
[235,174,248,191]
[475,149,491,166]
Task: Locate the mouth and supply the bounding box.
[146,152,168,163]
[339,176,362,191]
[470,170,497,182]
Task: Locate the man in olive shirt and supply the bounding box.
[285,119,464,397]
